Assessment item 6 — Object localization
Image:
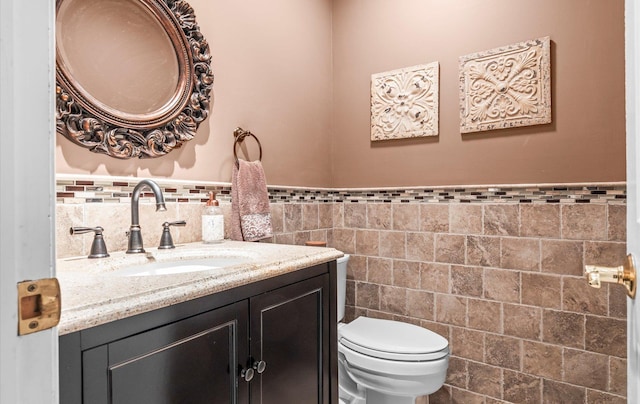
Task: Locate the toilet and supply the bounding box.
[336,254,449,404]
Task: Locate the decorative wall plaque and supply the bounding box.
[371,62,439,141]
[459,37,551,133]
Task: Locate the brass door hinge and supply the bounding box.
[17,278,61,336]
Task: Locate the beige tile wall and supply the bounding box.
[57,202,213,257]
[56,189,627,404]
[331,202,627,404]
[55,201,335,258]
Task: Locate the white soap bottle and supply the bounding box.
[202,191,224,243]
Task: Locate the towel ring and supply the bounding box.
[233,127,263,167]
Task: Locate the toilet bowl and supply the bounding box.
[336,254,449,404]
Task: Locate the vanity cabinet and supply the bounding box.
[83,301,248,404]
[59,262,338,404]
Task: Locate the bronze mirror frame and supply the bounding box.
[55,0,213,159]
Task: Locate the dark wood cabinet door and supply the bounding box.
[249,275,330,404]
[83,301,249,404]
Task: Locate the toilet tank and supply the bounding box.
[336,254,349,322]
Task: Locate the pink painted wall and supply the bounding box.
[56,0,625,188]
[331,0,625,187]
[55,0,334,187]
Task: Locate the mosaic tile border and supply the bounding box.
[56,176,626,205]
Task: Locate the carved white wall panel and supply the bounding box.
[371,62,439,141]
[459,37,551,133]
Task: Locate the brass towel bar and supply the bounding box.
[233,127,263,167]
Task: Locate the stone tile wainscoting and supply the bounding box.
[55,177,337,257]
[333,196,627,404]
[56,176,627,403]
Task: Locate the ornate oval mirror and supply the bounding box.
[55,0,213,159]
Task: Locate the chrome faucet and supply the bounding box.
[126,179,167,254]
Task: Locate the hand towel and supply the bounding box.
[230,159,273,241]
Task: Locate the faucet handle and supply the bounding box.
[158,221,187,249]
[70,226,110,259]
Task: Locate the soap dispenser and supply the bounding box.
[202,191,224,243]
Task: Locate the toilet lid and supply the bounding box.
[340,317,449,361]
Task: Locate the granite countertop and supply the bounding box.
[56,241,343,335]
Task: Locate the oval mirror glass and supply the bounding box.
[57,0,179,115]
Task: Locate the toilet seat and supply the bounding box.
[339,317,449,361]
[336,254,450,402]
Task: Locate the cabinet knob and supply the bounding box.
[253,360,267,374]
[240,367,254,382]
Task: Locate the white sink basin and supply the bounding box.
[114,257,250,277]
